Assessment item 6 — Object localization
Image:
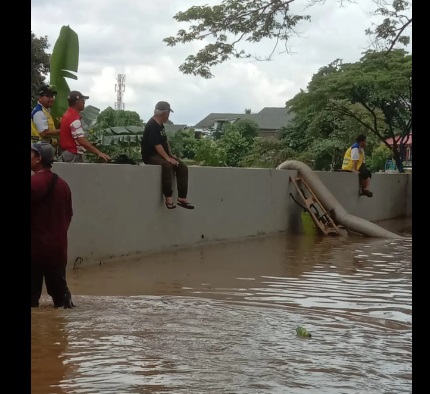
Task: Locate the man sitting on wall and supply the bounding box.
[141,101,194,210]
[342,134,373,197]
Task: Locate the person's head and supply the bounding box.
[31,141,55,172]
[356,134,367,148]
[67,91,89,112]
[153,101,174,123]
[37,85,57,109]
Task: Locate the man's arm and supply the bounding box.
[350,148,360,173]
[166,141,177,159]
[76,136,111,162]
[33,111,60,137]
[39,128,60,137]
[155,144,178,165]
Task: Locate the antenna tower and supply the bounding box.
[114,73,126,110]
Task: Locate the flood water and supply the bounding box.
[31,228,412,394]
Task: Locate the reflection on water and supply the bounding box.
[32,233,412,394]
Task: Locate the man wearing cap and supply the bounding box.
[141,101,194,209]
[60,91,111,163]
[31,141,75,308]
[31,85,61,144]
[342,134,373,197]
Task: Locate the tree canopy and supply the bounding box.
[164,0,412,78]
[285,49,412,171]
[31,32,51,108]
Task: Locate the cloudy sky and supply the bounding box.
[31,0,412,126]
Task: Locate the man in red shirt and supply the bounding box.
[31,141,75,308]
[60,90,111,163]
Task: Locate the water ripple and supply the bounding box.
[31,234,411,394]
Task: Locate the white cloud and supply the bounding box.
[31,0,412,125]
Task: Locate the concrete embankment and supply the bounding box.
[49,163,412,267]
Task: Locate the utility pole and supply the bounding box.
[114,73,125,110]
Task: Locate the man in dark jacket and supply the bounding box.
[31,141,75,308]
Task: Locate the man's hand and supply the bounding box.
[98,152,112,162]
[168,157,179,166]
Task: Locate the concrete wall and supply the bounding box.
[50,163,412,267]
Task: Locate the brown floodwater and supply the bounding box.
[31,223,412,394]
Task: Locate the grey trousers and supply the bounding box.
[61,150,85,163]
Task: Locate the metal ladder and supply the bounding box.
[290,175,341,236]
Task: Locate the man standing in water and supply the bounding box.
[31,141,75,308]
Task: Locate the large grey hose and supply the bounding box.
[277,160,403,239]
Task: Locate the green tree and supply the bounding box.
[365,0,412,51]
[95,107,144,130]
[241,137,295,168]
[286,49,411,172]
[168,128,199,159]
[194,138,227,166]
[85,107,145,162]
[223,119,259,141]
[219,128,252,167]
[164,0,411,78]
[366,143,392,172]
[31,32,51,108]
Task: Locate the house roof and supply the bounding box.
[385,133,412,146]
[193,107,294,132]
[255,107,295,130]
[194,113,255,129]
[165,124,188,133]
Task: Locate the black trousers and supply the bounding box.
[358,164,372,180]
[31,263,71,307]
[143,155,188,198]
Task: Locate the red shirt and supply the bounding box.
[60,107,81,154]
[31,171,73,265]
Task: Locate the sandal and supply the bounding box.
[165,201,176,209]
[177,201,195,209]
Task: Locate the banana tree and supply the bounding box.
[49,26,79,127]
[48,25,100,129]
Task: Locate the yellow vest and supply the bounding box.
[342,143,364,171]
[31,103,57,146]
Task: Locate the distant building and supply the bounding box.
[385,132,412,167]
[164,124,188,134]
[193,107,295,138]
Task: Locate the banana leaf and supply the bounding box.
[80,105,100,131]
[99,126,144,146]
[49,26,79,126]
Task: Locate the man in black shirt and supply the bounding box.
[141,101,195,210]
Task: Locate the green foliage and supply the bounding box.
[240,137,295,168]
[367,143,392,172]
[164,0,313,78]
[95,107,144,130]
[194,138,227,166]
[284,49,411,171]
[365,0,412,51]
[223,119,259,141]
[219,129,252,167]
[31,32,51,108]
[168,129,199,159]
[49,26,80,126]
[85,107,145,162]
[164,0,410,78]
